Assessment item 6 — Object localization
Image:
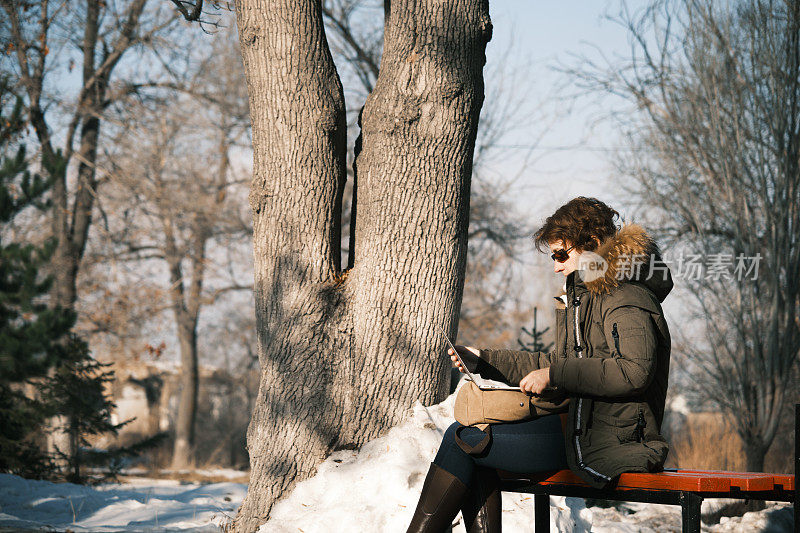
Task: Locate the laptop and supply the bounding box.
[437,325,521,391]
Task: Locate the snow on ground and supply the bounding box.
[589,501,794,532]
[0,389,794,531]
[259,391,592,532]
[0,474,245,531]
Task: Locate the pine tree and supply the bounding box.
[517,307,554,354]
[0,79,156,482]
[39,335,133,483]
[0,78,75,477]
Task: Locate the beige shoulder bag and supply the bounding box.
[453,381,568,455]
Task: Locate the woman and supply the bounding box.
[406,197,673,533]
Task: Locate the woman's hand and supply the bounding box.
[520,368,550,395]
[448,345,481,373]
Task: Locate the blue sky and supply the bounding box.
[491,1,634,61]
[484,0,646,212]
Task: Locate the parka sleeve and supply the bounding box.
[548,305,658,397]
[478,348,555,385]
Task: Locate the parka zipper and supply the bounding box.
[573,295,584,432]
[637,406,662,455]
[571,292,611,483]
[574,296,584,355]
[636,410,646,442]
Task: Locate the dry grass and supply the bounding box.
[119,469,250,484]
[667,411,795,473]
[667,413,746,471]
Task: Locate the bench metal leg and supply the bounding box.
[680,492,702,533]
[794,404,798,533]
[534,494,549,533]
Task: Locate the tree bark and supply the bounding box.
[164,214,209,469]
[171,316,199,469]
[744,440,767,473]
[234,0,491,529]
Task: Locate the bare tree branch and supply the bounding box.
[168,0,204,21]
[570,0,800,470]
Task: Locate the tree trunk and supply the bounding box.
[743,438,768,511]
[67,422,81,483]
[52,0,107,310]
[52,98,105,310]
[162,111,231,470]
[745,448,766,473]
[342,0,491,444]
[234,0,491,530]
[743,437,767,473]
[164,221,206,469]
[171,319,199,469]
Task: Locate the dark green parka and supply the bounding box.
[479,224,673,488]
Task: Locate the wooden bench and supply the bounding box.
[497,404,798,533]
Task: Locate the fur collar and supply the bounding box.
[583,223,659,295]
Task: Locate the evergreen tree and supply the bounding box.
[0,79,156,482]
[517,307,554,354]
[0,77,74,477]
[40,335,133,483]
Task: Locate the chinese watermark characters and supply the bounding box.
[611,253,762,281]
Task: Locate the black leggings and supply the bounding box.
[433,415,568,485]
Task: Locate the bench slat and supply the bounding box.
[499,469,795,494]
[667,470,775,491]
[617,472,730,492]
[667,470,795,491]
[771,474,794,491]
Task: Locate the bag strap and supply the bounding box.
[454,423,492,456]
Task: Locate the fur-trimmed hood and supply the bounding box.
[581,224,673,301]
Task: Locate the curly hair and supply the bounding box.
[533,197,620,253]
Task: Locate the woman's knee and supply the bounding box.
[441,422,490,446]
[434,422,471,469]
[441,421,462,446]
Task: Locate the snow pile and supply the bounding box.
[260,391,593,532]
[708,504,794,532]
[0,474,245,531]
[588,501,794,532]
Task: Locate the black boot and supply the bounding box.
[460,467,502,533]
[406,463,468,533]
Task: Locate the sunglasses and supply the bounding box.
[550,245,575,263]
